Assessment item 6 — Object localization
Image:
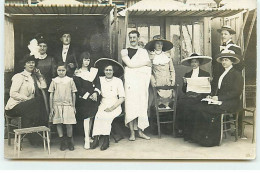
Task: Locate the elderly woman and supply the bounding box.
[175,53,212,140]
[5,55,47,145]
[73,51,101,150]
[91,58,125,151]
[145,35,175,109]
[186,50,243,146]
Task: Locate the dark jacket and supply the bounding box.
[182,68,210,93]
[55,44,78,77]
[215,67,243,112]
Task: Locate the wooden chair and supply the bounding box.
[152,85,179,138]
[241,108,256,143]
[5,114,22,146]
[219,112,239,145]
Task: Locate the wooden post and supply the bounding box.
[236,10,249,45]
[124,10,129,49]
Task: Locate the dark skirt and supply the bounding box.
[75,97,100,121]
[5,96,48,145]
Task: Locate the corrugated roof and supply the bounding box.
[5,3,115,15]
[38,0,83,5]
[127,0,246,17]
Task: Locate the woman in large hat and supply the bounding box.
[91,58,125,151]
[73,51,101,150]
[175,53,212,139]
[145,35,175,109]
[183,50,243,147]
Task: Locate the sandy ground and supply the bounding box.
[4,124,256,160]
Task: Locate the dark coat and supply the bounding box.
[182,68,210,93]
[215,67,243,112]
[55,44,79,77]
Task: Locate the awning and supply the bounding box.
[127,0,246,17]
[5,3,115,15]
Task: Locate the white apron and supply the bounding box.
[124,48,151,131]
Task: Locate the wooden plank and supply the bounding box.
[236,10,249,44]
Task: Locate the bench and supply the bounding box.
[13,126,50,158]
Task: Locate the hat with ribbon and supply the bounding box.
[145,35,173,52]
[181,53,212,66]
[217,25,236,35]
[94,58,124,78]
[215,49,241,64]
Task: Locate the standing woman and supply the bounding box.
[175,53,212,140]
[35,36,57,87]
[145,35,175,109]
[5,55,47,145]
[187,50,243,146]
[73,51,101,150]
[91,58,125,151]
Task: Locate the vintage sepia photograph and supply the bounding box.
[3,0,257,160]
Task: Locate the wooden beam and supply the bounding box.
[236,10,249,44]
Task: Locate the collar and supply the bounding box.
[75,67,98,82]
[39,54,47,60]
[129,45,138,49]
[23,69,32,76]
[224,65,233,72]
[223,39,232,45]
[63,44,70,49]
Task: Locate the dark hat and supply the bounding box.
[217,25,236,35]
[94,58,124,78]
[21,54,37,66]
[181,53,212,66]
[57,27,73,38]
[145,35,173,51]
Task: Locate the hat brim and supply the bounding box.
[215,53,241,64]
[181,56,212,66]
[94,58,124,78]
[145,39,173,51]
[217,28,236,35]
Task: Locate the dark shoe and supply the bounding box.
[67,137,74,151]
[90,136,99,149]
[60,136,67,151]
[158,104,166,109]
[100,136,109,151]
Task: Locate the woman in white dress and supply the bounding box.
[91,58,125,151]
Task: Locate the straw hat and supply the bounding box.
[181,53,212,66]
[94,58,124,78]
[217,25,236,35]
[145,35,173,51]
[215,49,241,64]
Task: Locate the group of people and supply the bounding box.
[5,24,244,152]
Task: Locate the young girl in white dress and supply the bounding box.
[49,63,77,151]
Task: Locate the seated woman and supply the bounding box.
[91,58,125,151]
[145,35,175,109]
[73,51,101,150]
[175,53,212,139]
[186,49,243,147]
[5,55,48,145]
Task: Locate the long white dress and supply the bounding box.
[92,76,125,136]
[123,48,152,131]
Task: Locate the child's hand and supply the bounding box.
[104,106,114,112]
[89,92,98,102]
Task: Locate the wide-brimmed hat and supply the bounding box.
[215,49,241,64]
[181,53,212,66]
[145,35,173,51]
[94,58,124,78]
[217,25,236,35]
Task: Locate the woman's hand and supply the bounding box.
[183,77,187,83]
[89,92,98,102]
[68,63,75,69]
[104,106,115,112]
